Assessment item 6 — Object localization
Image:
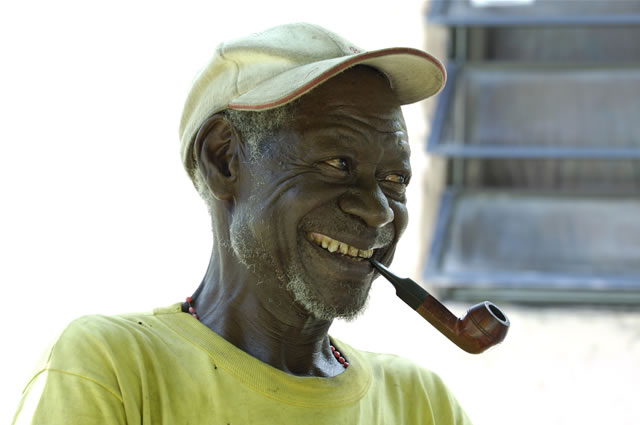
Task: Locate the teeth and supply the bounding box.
[328,240,339,253]
[359,249,373,258]
[307,232,375,259]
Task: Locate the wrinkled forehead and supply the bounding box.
[258,70,410,166]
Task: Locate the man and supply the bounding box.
[13,23,471,424]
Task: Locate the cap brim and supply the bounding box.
[227,47,446,110]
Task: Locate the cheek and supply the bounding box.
[392,203,409,237]
[246,181,319,246]
[275,177,343,217]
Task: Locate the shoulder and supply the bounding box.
[355,348,447,390]
[345,344,472,424]
[44,305,183,370]
[52,313,146,352]
[13,313,156,424]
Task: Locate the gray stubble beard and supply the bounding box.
[284,262,371,322]
[229,216,371,322]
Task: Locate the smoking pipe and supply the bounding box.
[370,259,509,354]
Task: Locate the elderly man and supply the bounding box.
[13,23,471,424]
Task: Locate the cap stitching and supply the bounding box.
[219,42,242,98]
[321,26,358,56]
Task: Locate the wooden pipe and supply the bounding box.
[370,259,509,354]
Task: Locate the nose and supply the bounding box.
[338,183,394,228]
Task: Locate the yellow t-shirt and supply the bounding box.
[13,303,472,424]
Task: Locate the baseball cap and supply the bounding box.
[179,22,446,176]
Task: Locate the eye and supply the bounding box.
[324,158,349,171]
[384,174,408,184]
[382,173,409,196]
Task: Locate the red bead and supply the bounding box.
[338,356,345,364]
[188,306,195,314]
[333,350,341,358]
[343,362,349,368]
[186,296,192,303]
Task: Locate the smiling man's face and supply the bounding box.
[229,66,411,320]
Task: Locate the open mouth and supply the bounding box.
[306,232,374,261]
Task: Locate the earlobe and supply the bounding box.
[193,115,240,201]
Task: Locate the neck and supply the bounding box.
[189,247,347,377]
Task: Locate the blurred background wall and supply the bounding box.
[2,1,639,424]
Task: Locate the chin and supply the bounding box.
[334,294,370,322]
[285,267,372,321]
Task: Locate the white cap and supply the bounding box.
[179,22,446,175]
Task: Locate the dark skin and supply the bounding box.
[191,66,411,378]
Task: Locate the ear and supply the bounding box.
[193,114,241,201]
